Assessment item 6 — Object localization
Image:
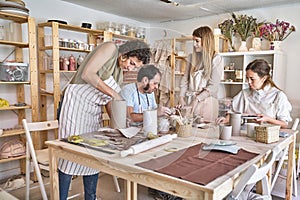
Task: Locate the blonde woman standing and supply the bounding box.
[179,26,223,121]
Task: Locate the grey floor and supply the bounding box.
[1,172,300,200]
[1,173,154,200]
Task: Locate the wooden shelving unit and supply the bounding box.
[169,36,193,107]
[0,11,38,174]
[37,22,144,135]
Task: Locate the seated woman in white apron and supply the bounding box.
[217,59,292,128]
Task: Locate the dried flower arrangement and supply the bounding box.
[231,13,260,41]
[259,19,296,41]
[218,13,262,50]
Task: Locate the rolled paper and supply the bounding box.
[120,134,177,157]
[110,100,127,129]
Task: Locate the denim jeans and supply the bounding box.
[59,170,99,200]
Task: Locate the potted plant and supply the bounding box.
[231,13,259,41]
[218,18,235,51]
[260,19,296,50]
[218,13,262,51]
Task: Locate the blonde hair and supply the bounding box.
[191,26,215,79]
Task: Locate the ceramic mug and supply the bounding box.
[219,124,232,140]
[230,112,242,136]
[247,123,259,138]
[158,117,170,133]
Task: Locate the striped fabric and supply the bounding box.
[58,76,120,175]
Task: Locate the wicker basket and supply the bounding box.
[255,124,280,143]
[176,122,192,137]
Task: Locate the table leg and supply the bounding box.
[49,147,59,200]
[286,135,296,200]
[125,180,137,200]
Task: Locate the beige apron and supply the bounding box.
[185,70,218,121]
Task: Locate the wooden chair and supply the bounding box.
[23,119,121,200]
[227,146,280,200]
[23,119,59,200]
[271,117,299,197]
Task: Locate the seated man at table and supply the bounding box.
[120,64,171,125]
[120,64,182,200]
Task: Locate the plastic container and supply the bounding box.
[0,62,29,81]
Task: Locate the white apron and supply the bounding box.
[58,76,120,176]
[185,70,218,121]
[243,91,278,118]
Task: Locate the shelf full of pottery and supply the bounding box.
[219,50,286,99]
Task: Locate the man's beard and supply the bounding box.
[143,83,150,93]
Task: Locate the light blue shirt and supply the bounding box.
[120,83,157,113]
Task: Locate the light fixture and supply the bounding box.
[160,0,179,6]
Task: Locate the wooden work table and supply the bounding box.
[46,127,298,200]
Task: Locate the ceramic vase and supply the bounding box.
[238,41,248,52]
[271,41,282,50]
[252,37,261,51]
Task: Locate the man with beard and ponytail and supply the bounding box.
[120,64,172,124]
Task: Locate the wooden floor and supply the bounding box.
[1,172,299,200]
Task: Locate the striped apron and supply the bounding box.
[58,76,120,175]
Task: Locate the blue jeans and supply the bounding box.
[59,170,99,200]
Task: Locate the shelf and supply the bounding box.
[175,55,188,59]
[38,22,104,35]
[111,32,145,41]
[0,105,31,111]
[0,81,30,84]
[219,50,279,56]
[40,88,54,96]
[0,11,28,23]
[0,155,26,164]
[0,129,25,138]
[40,46,91,53]
[221,81,244,85]
[175,36,193,42]
[224,70,235,72]
[0,40,29,48]
[175,72,184,76]
[40,69,77,74]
